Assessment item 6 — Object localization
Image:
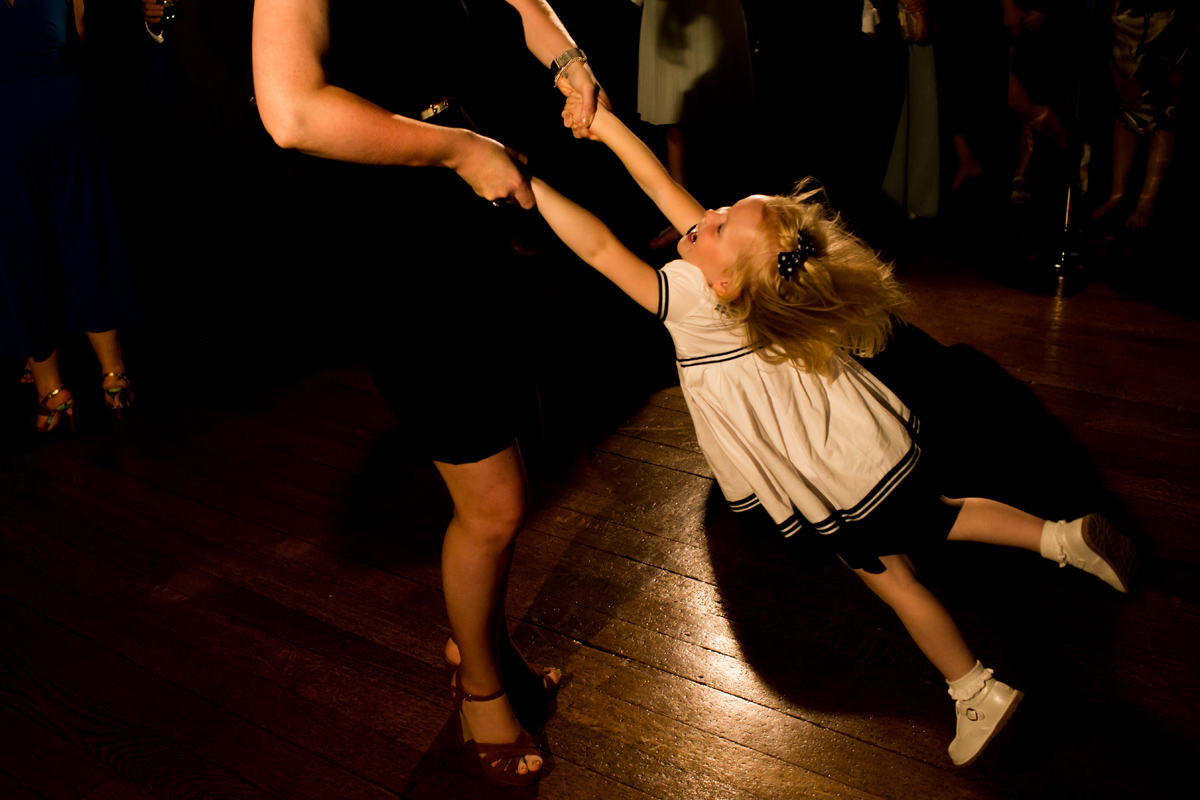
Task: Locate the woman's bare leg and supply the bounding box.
[951,134,983,191]
[28,347,73,431]
[28,348,66,400]
[84,329,129,393]
[443,630,562,690]
[436,443,541,775]
[1092,119,1139,219]
[1127,128,1176,228]
[1007,71,1067,148]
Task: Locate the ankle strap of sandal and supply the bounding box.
[460,686,506,703]
[39,386,68,410]
[454,671,506,704]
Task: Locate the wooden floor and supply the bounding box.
[3,244,1199,800]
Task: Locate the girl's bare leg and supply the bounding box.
[436,443,541,775]
[943,497,1043,552]
[850,554,977,681]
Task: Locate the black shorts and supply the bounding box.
[736,449,960,574]
[821,451,960,574]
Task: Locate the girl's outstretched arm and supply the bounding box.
[562,95,704,234]
[531,177,659,313]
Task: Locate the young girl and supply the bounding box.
[532,96,1138,766]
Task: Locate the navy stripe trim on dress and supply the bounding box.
[807,441,922,534]
[728,494,761,512]
[657,270,669,321]
[842,442,921,522]
[780,512,805,537]
[677,347,753,368]
[727,434,924,538]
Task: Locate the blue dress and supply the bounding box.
[0,0,139,360]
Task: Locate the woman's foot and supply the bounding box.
[451,670,544,785]
[1090,193,1124,220]
[20,358,34,384]
[951,134,983,191]
[34,386,74,433]
[952,161,984,191]
[446,638,561,734]
[1125,194,1155,229]
[101,370,133,412]
[445,637,561,728]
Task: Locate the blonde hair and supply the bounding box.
[719,182,908,378]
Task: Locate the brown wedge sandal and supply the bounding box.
[451,669,544,786]
[444,638,562,730]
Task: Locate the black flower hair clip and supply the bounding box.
[777,232,818,281]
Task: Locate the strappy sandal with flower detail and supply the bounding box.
[451,670,544,786]
[102,371,133,414]
[35,387,75,434]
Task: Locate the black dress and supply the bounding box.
[299,0,526,464]
[0,0,140,361]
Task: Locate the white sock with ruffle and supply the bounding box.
[946,660,993,702]
[1039,518,1082,564]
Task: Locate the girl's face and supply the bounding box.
[677,195,768,296]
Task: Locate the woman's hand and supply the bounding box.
[1000,0,1022,36]
[560,85,602,141]
[1020,9,1047,32]
[556,61,611,138]
[449,131,535,209]
[143,0,163,25]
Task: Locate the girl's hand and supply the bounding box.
[556,62,611,139]
[560,84,603,141]
[449,131,534,209]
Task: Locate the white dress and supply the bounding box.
[656,260,921,539]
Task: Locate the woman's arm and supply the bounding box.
[72,0,85,42]
[564,98,704,235]
[531,177,659,313]
[505,0,608,128]
[251,0,534,207]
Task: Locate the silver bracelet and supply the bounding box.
[550,47,587,87]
